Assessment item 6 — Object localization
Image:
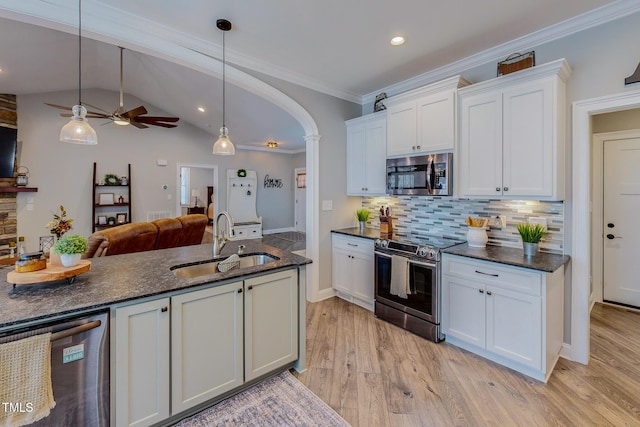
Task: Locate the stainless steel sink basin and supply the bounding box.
[171,253,280,279]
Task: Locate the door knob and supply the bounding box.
[606,234,622,240]
[607,223,614,228]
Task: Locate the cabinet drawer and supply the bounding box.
[233,224,262,239]
[332,234,373,255]
[443,255,541,296]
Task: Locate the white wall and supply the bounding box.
[16,88,300,249]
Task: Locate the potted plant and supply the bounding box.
[54,234,88,267]
[107,216,116,225]
[356,209,370,232]
[516,223,548,256]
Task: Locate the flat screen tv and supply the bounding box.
[0,126,17,178]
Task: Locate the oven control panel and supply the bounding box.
[375,238,438,260]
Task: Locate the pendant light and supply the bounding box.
[212,18,235,155]
[59,0,98,145]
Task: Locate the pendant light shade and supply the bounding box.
[61,0,97,145]
[212,19,235,155]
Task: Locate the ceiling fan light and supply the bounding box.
[212,126,235,155]
[113,118,130,126]
[60,104,98,145]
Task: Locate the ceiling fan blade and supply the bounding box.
[82,102,113,116]
[146,122,178,128]
[123,106,148,119]
[134,116,180,123]
[60,113,110,119]
[129,120,149,129]
[45,103,72,111]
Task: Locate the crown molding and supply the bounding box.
[362,0,640,105]
[236,144,304,154]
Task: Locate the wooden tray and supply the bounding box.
[7,260,92,286]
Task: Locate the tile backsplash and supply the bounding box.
[361,196,564,254]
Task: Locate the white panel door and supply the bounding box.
[503,80,553,197]
[351,251,374,303]
[294,168,306,232]
[442,276,486,347]
[603,137,640,307]
[114,298,170,427]
[459,91,503,197]
[486,285,542,369]
[346,124,367,195]
[364,119,387,194]
[417,91,455,152]
[387,101,417,157]
[245,269,298,381]
[171,282,244,414]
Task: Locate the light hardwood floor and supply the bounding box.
[294,298,640,426]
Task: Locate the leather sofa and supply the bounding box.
[84,214,208,258]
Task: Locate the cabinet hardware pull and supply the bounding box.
[475,270,499,277]
[416,145,421,150]
[496,187,501,192]
[503,187,509,191]
[161,307,168,312]
[347,243,358,247]
[486,291,493,296]
[479,289,484,294]
[247,285,253,291]
[237,288,243,293]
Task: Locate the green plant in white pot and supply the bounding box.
[54,234,88,267]
[516,223,548,256]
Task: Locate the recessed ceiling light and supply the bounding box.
[197,107,206,113]
[390,36,406,46]
[267,141,278,148]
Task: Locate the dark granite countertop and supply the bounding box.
[0,240,311,330]
[442,243,570,273]
[331,227,386,240]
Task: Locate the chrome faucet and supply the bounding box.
[213,211,235,257]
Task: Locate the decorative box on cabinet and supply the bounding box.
[441,253,564,382]
[331,233,374,311]
[386,75,469,158]
[458,59,571,200]
[345,113,387,195]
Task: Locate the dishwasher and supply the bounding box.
[0,310,109,426]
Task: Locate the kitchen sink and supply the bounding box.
[171,253,280,279]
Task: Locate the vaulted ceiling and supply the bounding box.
[0,0,635,151]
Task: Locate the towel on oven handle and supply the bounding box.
[390,255,410,299]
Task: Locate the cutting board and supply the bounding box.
[7,260,92,285]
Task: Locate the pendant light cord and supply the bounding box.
[78,0,83,107]
[222,29,226,128]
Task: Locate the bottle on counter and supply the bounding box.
[18,236,25,256]
[8,241,15,258]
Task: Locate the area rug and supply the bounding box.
[271,232,306,242]
[175,370,349,427]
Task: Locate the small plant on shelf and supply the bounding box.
[107,216,116,225]
[53,234,88,255]
[516,223,548,243]
[104,174,120,185]
[355,209,370,222]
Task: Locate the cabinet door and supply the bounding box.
[417,91,455,152]
[171,282,244,414]
[113,298,170,427]
[387,101,417,157]
[332,247,353,294]
[486,285,542,369]
[442,275,486,347]
[502,80,554,197]
[245,269,299,382]
[459,91,503,197]
[363,119,387,195]
[350,251,374,304]
[346,124,367,195]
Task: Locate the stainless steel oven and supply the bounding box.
[386,153,453,196]
[374,236,462,342]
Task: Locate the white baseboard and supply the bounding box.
[559,343,572,360]
[263,227,296,235]
[310,287,336,302]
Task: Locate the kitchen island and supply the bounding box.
[0,240,311,427]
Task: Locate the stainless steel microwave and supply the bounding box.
[386,153,453,196]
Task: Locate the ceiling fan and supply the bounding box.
[46,47,179,129]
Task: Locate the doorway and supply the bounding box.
[176,163,218,219]
[294,168,306,233]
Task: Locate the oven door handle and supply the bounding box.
[374,251,392,258]
[408,259,437,268]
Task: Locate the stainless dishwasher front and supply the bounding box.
[0,310,110,426]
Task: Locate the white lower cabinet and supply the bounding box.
[442,254,563,382]
[331,233,374,311]
[113,269,299,427]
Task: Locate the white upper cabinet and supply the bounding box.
[386,75,469,158]
[458,59,571,200]
[346,113,387,196]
